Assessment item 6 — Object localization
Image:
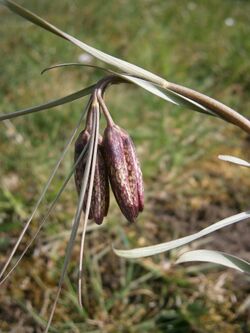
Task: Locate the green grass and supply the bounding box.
[0,0,250,332]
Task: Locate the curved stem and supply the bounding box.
[97,91,114,126]
[164,81,250,134]
[96,74,129,91]
[93,75,129,126]
[85,95,94,131]
[94,74,250,134]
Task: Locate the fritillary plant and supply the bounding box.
[0,1,249,332]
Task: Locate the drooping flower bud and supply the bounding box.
[74,130,109,224]
[103,124,144,222]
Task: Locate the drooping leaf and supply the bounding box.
[176,249,250,274]
[120,75,216,116]
[165,82,250,133]
[0,85,94,121]
[42,62,216,117]
[218,155,250,168]
[0,102,91,282]
[0,137,90,285]
[44,102,99,333]
[114,211,250,258]
[41,63,115,75]
[2,0,250,133]
[42,67,215,117]
[1,0,166,86]
[78,102,100,308]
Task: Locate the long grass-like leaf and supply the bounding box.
[2,1,250,133]
[218,155,250,168]
[42,64,237,121]
[41,65,216,118]
[0,102,90,281]
[0,1,217,119]
[78,101,99,308]
[176,250,250,273]
[120,75,216,116]
[41,63,115,75]
[42,67,216,117]
[0,139,89,285]
[1,0,166,86]
[0,85,94,121]
[114,211,250,258]
[165,82,250,133]
[44,105,98,333]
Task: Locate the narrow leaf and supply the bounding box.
[0,102,90,281]
[121,75,216,116]
[176,249,250,273]
[1,0,166,86]
[218,155,250,168]
[114,211,250,258]
[165,82,250,134]
[0,139,89,285]
[3,1,250,132]
[0,85,94,121]
[41,63,114,75]
[78,102,100,307]
[45,104,98,332]
[41,68,215,117]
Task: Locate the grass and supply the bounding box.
[0,0,250,332]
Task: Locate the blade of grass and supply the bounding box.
[44,103,98,333]
[0,85,95,121]
[176,249,250,273]
[0,101,91,282]
[114,211,250,258]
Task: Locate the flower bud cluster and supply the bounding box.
[74,86,144,224]
[74,130,109,224]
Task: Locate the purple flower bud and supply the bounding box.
[103,124,144,222]
[74,130,109,224]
